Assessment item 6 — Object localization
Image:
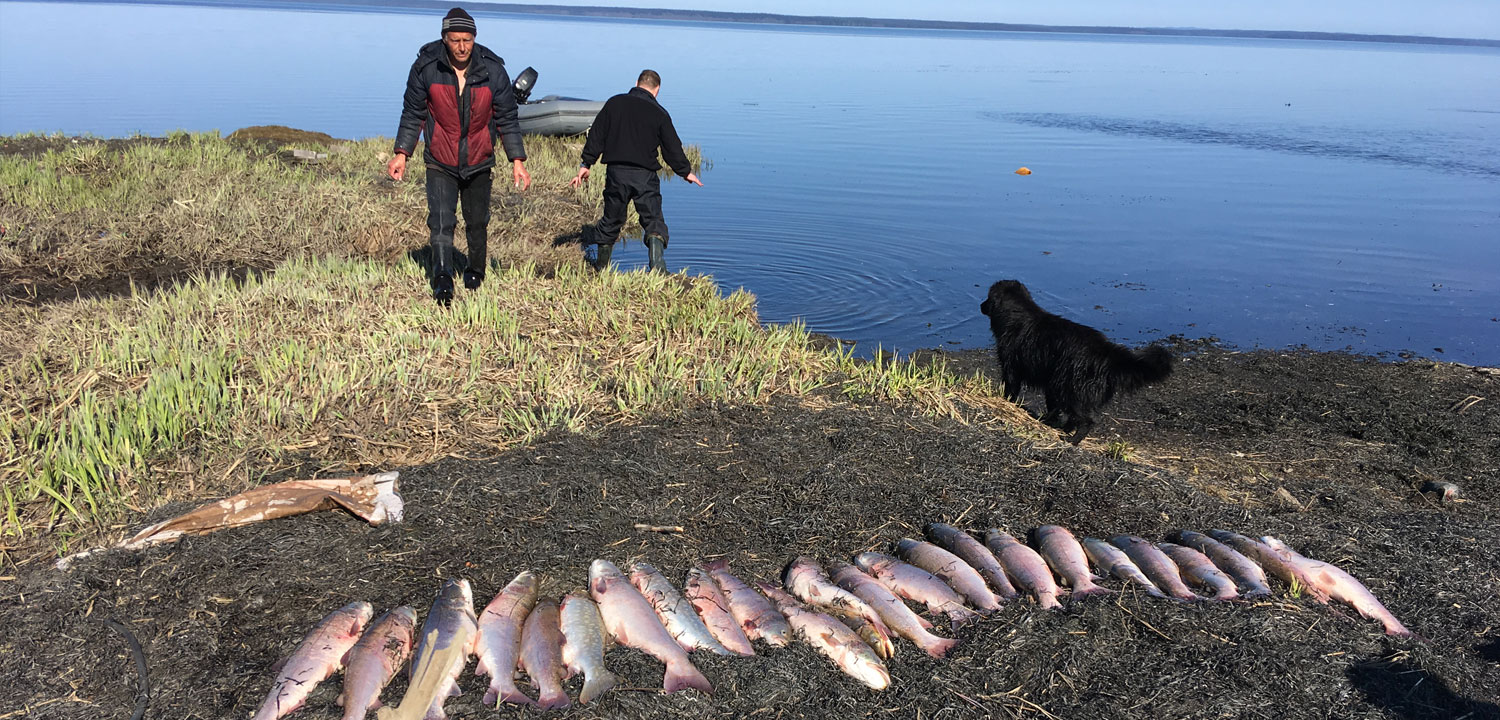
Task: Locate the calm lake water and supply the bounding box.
[3,1,1499,363]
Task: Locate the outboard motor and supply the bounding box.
[512,66,538,103]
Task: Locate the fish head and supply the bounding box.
[985,529,1019,547]
[895,538,921,556]
[391,605,418,627]
[853,552,888,573]
[589,559,622,582]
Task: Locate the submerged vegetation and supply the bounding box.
[0,131,998,551]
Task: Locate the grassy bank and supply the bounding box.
[0,132,990,555]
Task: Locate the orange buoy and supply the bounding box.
[1015,167,1032,175]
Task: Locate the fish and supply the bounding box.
[559,592,618,704]
[924,522,1020,600]
[253,600,374,720]
[376,627,467,720]
[827,560,957,658]
[1081,537,1166,599]
[854,551,979,627]
[781,556,896,659]
[684,566,755,656]
[983,529,1064,609]
[1260,536,1414,637]
[1208,529,1300,588]
[1109,536,1201,601]
[475,571,538,707]
[518,597,571,710]
[895,538,1003,612]
[339,606,416,720]
[407,578,479,719]
[589,559,713,695]
[1157,543,1239,601]
[703,559,793,647]
[757,583,891,690]
[1030,525,1113,599]
[630,562,733,655]
[1166,530,1271,598]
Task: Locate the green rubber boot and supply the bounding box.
[592,241,614,271]
[645,234,666,273]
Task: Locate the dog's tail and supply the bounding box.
[1113,345,1174,392]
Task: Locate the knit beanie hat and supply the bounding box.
[442,8,477,36]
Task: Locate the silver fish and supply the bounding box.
[1110,536,1201,601]
[758,583,891,690]
[704,558,792,647]
[924,522,1020,600]
[828,560,957,658]
[1260,536,1414,637]
[518,597,570,709]
[1081,537,1166,598]
[630,562,732,655]
[559,592,618,704]
[1030,525,1112,598]
[1157,542,1239,601]
[984,529,1063,609]
[1167,530,1271,598]
[339,606,416,720]
[855,551,978,626]
[589,559,713,694]
[1209,529,1301,588]
[895,538,1002,612]
[253,601,374,720]
[781,556,895,659]
[475,571,537,707]
[684,566,755,656]
[408,578,478,719]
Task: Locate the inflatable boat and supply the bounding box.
[512,67,604,137]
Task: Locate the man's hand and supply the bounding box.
[569,166,591,189]
[685,172,703,187]
[387,153,407,181]
[512,159,531,190]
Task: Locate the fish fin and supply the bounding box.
[537,689,572,710]
[663,658,713,695]
[924,634,958,659]
[703,558,729,573]
[335,694,345,706]
[1039,595,1064,610]
[579,670,619,705]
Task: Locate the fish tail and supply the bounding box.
[537,688,572,710]
[579,670,619,704]
[1039,594,1064,610]
[920,633,959,658]
[1069,584,1114,600]
[663,659,713,695]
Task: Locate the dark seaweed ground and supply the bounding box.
[4,345,1498,720]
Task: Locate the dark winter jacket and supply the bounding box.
[579,87,692,178]
[394,40,525,179]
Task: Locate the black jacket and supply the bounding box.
[394,40,525,179]
[579,87,692,178]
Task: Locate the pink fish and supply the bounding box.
[684,566,755,656]
[855,551,978,627]
[828,560,957,658]
[1030,525,1112,599]
[924,522,1019,600]
[518,598,570,709]
[339,606,415,720]
[589,559,713,695]
[1167,530,1271,598]
[475,571,537,707]
[757,583,890,690]
[703,559,792,647]
[1157,543,1239,601]
[781,556,895,658]
[1109,536,1202,602]
[1260,536,1414,637]
[984,529,1063,609]
[895,538,1003,611]
[253,601,373,720]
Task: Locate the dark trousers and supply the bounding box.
[595,165,668,247]
[425,168,492,275]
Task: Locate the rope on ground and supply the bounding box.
[102,616,150,720]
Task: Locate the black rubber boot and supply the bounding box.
[592,241,614,271]
[462,268,484,290]
[645,234,666,273]
[432,244,455,306]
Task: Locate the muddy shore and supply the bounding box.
[4,341,1496,719]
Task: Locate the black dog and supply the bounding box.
[980,280,1173,444]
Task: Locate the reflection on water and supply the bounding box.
[1002,112,1500,179]
[2,2,1499,364]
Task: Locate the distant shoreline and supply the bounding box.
[43,0,1500,48]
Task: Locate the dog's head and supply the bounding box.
[981,280,1032,316]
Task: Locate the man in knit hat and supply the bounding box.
[388,7,531,305]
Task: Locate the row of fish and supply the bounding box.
[252,524,1411,718]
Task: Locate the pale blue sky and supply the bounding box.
[484,0,1500,39]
